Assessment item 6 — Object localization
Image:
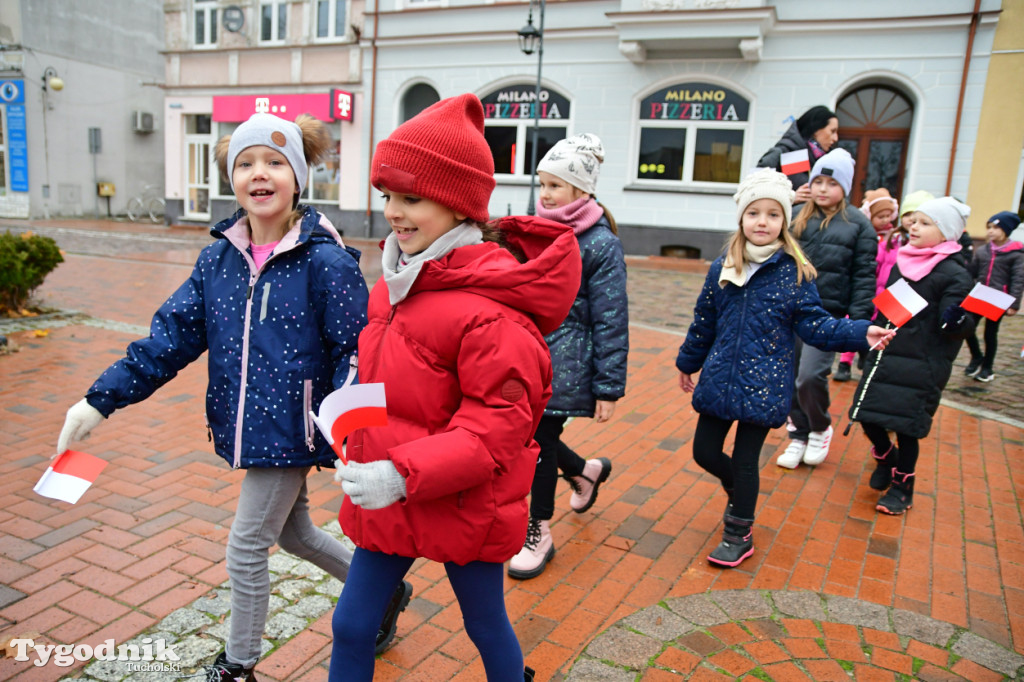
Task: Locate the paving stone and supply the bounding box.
[157,608,211,635]
[950,631,1024,677]
[163,634,222,668]
[620,604,695,641]
[825,594,891,630]
[284,594,333,619]
[264,612,308,641]
[770,590,827,620]
[709,590,773,620]
[0,584,26,609]
[288,560,327,581]
[565,659,636,682]
[314,576,344,597]
[192,591,231,617]
[584,626,663,668]
[267,552,300,574]
[274,578,314,602]
[892,608,956,647]
[664,593,731,626]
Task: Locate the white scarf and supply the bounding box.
[719,241,782,288]
[381,223,484,304]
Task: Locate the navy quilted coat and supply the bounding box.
[85,206,369,469]
[544,216,629,416]
[676,251,871,428]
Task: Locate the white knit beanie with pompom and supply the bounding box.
[733,168,795,225]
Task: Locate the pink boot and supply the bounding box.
[508,517,554,579]
[566,457,612,513]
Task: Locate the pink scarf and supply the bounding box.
[535,196,604,235]
[895,241,961,281]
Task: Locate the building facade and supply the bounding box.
[0,0,165,219]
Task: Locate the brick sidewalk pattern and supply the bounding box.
[1,219,1023,681]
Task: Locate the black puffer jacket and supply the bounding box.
[757,122,813,190]
[793,208,878,320]
[848,253,975,438]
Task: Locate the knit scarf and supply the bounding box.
[895,241,961,282]
[808,139,827,160]
[535,196,604,235]
[381,223,483,304]
[720,240,782,288]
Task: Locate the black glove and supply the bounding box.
[941,305,968,330]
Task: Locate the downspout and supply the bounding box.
[945,0,982,195]
[364,0,380,237]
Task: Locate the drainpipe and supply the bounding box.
[945,0,982,196]
[364,0,380,237]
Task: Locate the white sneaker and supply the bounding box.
[777,440,807,469]
[803,425,834,465]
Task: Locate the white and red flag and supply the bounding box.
[780,149,811,176]
[873,278,928,327]
[960,283,1016,321]
[310,383,388,464]
[34,450,107,504]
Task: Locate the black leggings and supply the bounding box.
[860,422,920,474]
[965,314,1001,370]
[691,414,769,519]
[529,415,587,520]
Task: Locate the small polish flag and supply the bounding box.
[310,383,388,464]
[873,278,929,327]
[34,450,107,504]
[961,283,1016,321]
[780,149,811,176]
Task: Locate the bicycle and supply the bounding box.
[126,184,166,224]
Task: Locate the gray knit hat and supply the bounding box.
[733,168,795,225]
[916,197,971,241]
[227,113,309,194]
[809,148,855,197]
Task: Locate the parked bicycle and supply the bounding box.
[126,184,166,224]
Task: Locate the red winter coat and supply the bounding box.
[339,216,581,565]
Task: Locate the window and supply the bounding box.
[480,85,571,180]
[260,1,287,44]
[194,0,218,47]
[634,82,749,187]
[315,0,347,40]
[400,83,440,123]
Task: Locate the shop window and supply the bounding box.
[401,84,440,123]
[260,1,288,44]
[315,0,347,40]
[194,0,218,48]
[481,84,570,181]
[634,81,749,188]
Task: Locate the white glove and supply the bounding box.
[57,399,105,455]
[336,460,407,510]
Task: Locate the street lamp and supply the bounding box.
[40,67,63,220]
[518,0,545,215]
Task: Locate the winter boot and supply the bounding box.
[868,443,897,491]
[876,470,915,515]
[707,513,754,568]
[375,580,412,654]
[833,361,852,382]
[508,517,554,579]
[566,457,612,513]
[202,651,258,682]
[524,666,536,681]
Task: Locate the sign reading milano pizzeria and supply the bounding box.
[641,82,750,122]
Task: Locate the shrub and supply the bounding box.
[0,230,64,313]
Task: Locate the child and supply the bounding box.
[899,190,934,233]
[964,211,1023,381]
[507,134,628,580]
[676,168,893,567]
[329,94,580,682]
[53,113,407,680]
[849,197,975,513]
[835,188,905,382]
[778,148,878,468]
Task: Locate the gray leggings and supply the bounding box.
[226,466,352,667]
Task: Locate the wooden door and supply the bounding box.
[835,86,913,208]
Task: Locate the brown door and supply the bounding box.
[835,86,914,208]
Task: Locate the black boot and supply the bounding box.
[833,361,852,382]
[877,470,914,515]
[525,666,536,681]
[203,651,258,681]
[868,443,897,491]
[375,580,413,654]
[707,513,754,568]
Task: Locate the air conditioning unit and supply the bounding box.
[132,110,155,133]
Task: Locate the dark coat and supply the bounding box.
[676,250,870,429]
[968,240,1024,309]
[544,216,629,416]
[849,253,975,438]
[757,122,813,190]
[793,207,879,320]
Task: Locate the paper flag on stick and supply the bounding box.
[961,283,1016,321]
[780,149,811,176]
[34,450,107,504]
[310,383,388,464]
[873,278,928,327]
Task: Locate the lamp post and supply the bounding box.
[40,67,63,220]
[517,0,545,215]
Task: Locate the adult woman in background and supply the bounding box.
[758,105,839,204]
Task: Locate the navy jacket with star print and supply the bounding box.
[85,205,369,469]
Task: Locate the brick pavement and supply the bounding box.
[1,219,1023,680]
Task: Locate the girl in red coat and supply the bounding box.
[328,94,580,681]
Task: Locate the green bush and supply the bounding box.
[0,230,64,312]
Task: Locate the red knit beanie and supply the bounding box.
[371,94,495,222]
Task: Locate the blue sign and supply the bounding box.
[0,79,24,104]
[1,80,28,192]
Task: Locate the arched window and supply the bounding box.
[835,85,913,207]
[480,83,571,180]
[401,84,440,123]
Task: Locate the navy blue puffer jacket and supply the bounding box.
[544,216,629,416]
[676,250,870,428]
[85,206,369,469]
